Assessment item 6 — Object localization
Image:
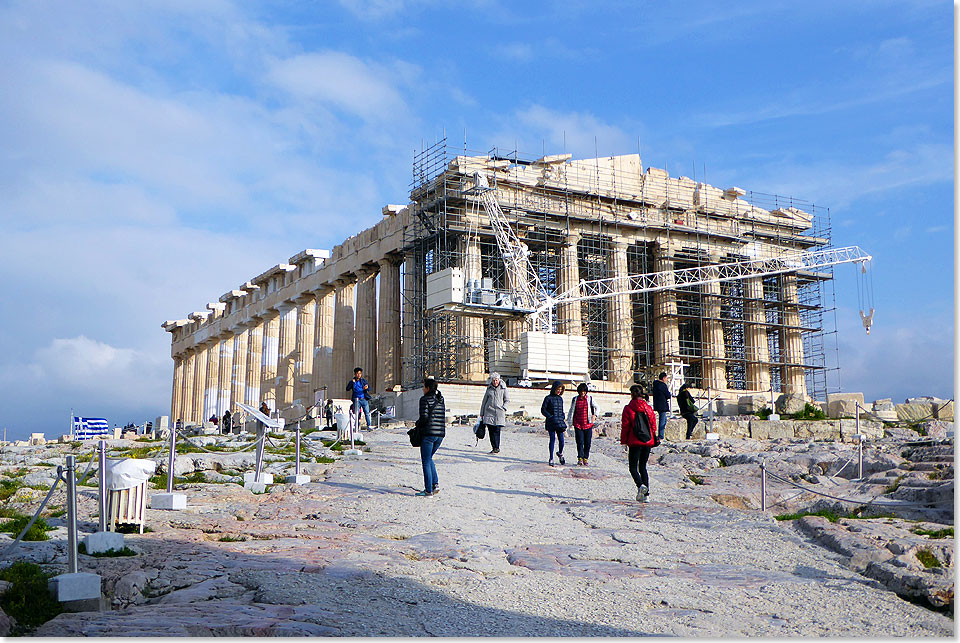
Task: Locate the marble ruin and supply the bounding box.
[163,140,837,423]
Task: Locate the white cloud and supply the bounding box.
[337,0,407,20]
[265,51,411,122]
[493,104,636,159]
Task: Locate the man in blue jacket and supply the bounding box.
[346,367,372,429]
[651,371,671,440]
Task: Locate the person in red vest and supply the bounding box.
[621,384,658,502]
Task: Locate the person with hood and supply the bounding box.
[416,377,445,497]
[677,383,699,439]
[567,383,598,466]
[479,372,508,454]
[621,384,658,502]
[540,381,567,466]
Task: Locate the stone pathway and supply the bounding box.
[28,425,955,636]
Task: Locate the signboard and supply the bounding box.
[236,403,284,430]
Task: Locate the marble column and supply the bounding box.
[260,312,280,411]
[780,274,806,395]
[701,266,727,391]
[181,350,195,424]
[459,235,486,381]
[354,267,379,389]
[402,253,421,386]
[653,246,680,367]
[312,286,336,397]
[245,319,264,407]
[277,304,297,409]
[744,277,772,392]
[171,355,184,424]
[192,344,207,424]
[557,230,582,336]
[294,294,317,405]
[377,257,402,392]
[217,331,234,416]
[606,238,634,386]
[231,326,249,412]
[332,276,357,391]
[204,339,220,421]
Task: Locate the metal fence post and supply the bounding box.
[65,455,78,574]
[858,436,863,480]
[295,421,301,477]
[167,426,177,494]
[98,441,106,532]
[760,462,766,512]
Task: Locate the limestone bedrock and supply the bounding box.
[18,426,953,637]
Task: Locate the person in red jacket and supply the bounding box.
[621,384,658,502]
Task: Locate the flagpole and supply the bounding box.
[70,408,74,440]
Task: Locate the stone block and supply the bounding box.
[839,418,884,440]
[48,572,101,602]
[872,398,894,412]
[895,403,933,423]
[244,481,267,493]
[718,401,740,416]
[242,472,274,485]
[763,420,795,440]
[826,392,864,406]
[284,474,311,485]
[775,393,805,415]
[738,394,768,415]
[151,492,187,510]
[83,531,125,555]
[794,420,840,440]
[933,400,953,421]
[828,399,859,419]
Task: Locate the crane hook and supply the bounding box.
[859,308,875,335]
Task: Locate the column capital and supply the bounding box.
[273,301,295,315]
[294,292,317,305]
[611,236,630,251]
[357,263,379,279]
[334,274,357,287]
[378,253,403,269]
[565,229,582,244]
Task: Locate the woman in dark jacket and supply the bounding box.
[417,377,445,496]
[677,383,699,440]
[540,381,567,466]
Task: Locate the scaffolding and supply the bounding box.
[400,136,841,401]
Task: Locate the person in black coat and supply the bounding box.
[677,383,699,439]
[416,377,445,497]
[652,372,671,440]
[540,381,567,466]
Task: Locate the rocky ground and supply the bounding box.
[0,420,953,637]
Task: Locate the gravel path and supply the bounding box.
[34,424,953,637]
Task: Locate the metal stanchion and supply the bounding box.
[65,455,78,574]
[167,425,176,493]
[858,436,863,480]
[98,441,106,532]
[760,462,766,512]
[295,421,301,477]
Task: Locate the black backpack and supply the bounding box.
[632,408,655,445]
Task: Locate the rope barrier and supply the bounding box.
[0,475,63,557]
[175,429,260,454]
[763,468,945,510]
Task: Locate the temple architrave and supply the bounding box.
[164,142,833,423]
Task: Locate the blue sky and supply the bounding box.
[0,0,953,439]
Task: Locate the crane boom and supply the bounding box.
[536,245,872,316]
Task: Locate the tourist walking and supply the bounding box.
[621,384,658,502]
[478,372,508,454]
[323,399,335,429]
[346,367,373,429]
[677,383,699,439]
[652,371,671,440]
[416,377,445,496]
[567,383,598,466]
[221,409,232,435]
[540,381,567,466]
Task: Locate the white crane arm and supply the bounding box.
[537,245,873,316]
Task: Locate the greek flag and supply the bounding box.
[73,416,110,440]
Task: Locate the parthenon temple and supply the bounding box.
[163,138,837,423]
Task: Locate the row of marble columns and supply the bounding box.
[171,257,403,424]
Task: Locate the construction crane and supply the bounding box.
[457,171,876,335]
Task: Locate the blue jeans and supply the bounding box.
[657,411,668,440]
[354,397,371,428]
[420,435,443,492]
[574,428,592,460]
[548,429,565,461]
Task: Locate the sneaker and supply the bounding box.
[432,484,439,495]
[558,454,565,465]
[493,448,500,454]
[583,459,588,466]
[577,458,583,466]
[548,460,555,467]
[415,490,433,497]
[636,485,648,502]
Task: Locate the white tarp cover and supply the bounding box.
[104,458,156,491]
